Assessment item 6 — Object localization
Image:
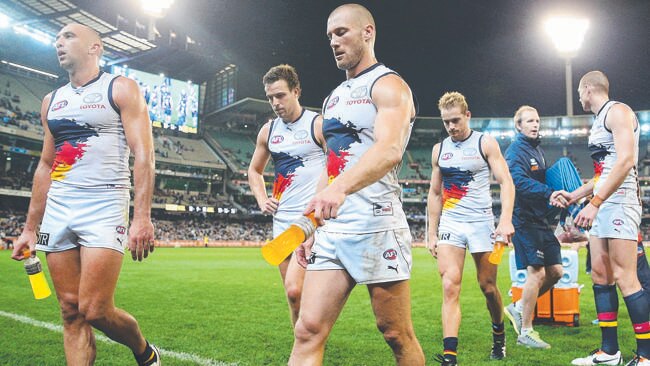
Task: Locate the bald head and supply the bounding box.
[326,3,378,75]
[580,70,609,94]
[57,23,104,58]
[329,4,375,30]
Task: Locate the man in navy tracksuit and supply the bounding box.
[503,105,564,349]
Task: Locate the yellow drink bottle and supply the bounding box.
[262,213,318,265]
[488,235,506,265]
[23,250,52,300]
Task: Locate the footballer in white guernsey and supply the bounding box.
[554,71,649,366]
[428,92,515,364]
[248,64,326,327]
[289,4,425,366]
[11,23,160,366]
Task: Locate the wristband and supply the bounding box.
[590,194,604,208]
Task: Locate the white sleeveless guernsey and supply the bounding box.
[588,100,640,205]
[46,72,130,190]
[321,63,410,233]
[438,130,493,222]
[268,109,325,220]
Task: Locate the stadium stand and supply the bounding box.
[402,145,432,180]
[154,133,227,168]
[0,72,52,115]
[0,209,427,245]
[205,128,278,178]
[207,129,256,169]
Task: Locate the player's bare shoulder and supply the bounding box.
[256,120,273,143]
[431,142,442,167]
[111,75,144,109]
[370,73,413,106]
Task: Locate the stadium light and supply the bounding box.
[0,13,11,28]
[1,60,58,79]
[13,24,53,45]
[544,16,589,116]
[141,0,174,18]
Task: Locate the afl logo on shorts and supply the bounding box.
[441,152,453,160]
[326,96,339,110]
[36,232,50,246]
[83,92,103,104]
[271,135,284,144]
[612,219,624,226]
[383,249,398,260]
[115,225,126,235]
[51,100,68,112]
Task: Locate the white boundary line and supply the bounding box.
[0,310,238,366]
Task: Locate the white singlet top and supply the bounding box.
[320,63,411,233]
[438,130,493,222]
[268,109,326,219]
[46,72,130,190]
[588,100,640,205]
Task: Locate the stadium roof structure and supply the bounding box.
[0,0,228,83]
[204,97,319,129]
[0,0,156,63]
[208,97,273,119]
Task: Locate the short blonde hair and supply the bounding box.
[329,4,375,29]
[438,91,468,114]
[580,70,609,94]
[513,105,538,127]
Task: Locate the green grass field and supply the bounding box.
[0,247,640,365]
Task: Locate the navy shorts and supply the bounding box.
[512,226,562,270]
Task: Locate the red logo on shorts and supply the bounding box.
[612,219,624,226]
[116,225,126,234]
[383,249,398,260]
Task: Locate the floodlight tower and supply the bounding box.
[141,0,174,41]
[545,17,589,116]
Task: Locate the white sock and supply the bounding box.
[521,327,533,336]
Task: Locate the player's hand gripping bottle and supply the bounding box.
[23,250,52,300]
[262,213,319,265]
